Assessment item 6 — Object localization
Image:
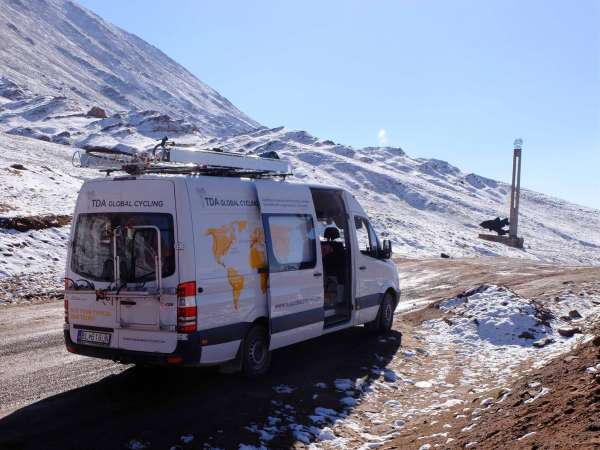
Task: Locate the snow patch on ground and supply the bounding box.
[273,384,296,394]
[422,284,600,385]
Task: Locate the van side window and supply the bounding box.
[367,220,381,255]
[354,216,379,258]
[264,214,316,272]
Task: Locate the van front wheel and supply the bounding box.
[242,325,271,378]
[365,293,395,334]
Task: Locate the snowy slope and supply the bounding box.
[0,133,96,218]
[0,133,97,277]
[0,0,258,137]
[196,127,600,266]
[0,95,209,153]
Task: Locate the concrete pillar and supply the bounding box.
[509,145,522,238]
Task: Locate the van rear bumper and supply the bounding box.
[64,331,202,365]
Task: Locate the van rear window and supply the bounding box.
[71,213,175,283]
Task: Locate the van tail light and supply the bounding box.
[64,298,69,324]
[177,281,197,333]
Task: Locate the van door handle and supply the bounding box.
[359,266,366,270]
[120,300,136,305]
[313,272,322,277]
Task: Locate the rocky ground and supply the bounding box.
[377,259,600,450]
[0,272,63,306]
[1,258,599,450]
[0,213,71,232]
[403,330,600,450]
[284,258,600,450]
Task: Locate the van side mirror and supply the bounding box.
[381,239,392,259]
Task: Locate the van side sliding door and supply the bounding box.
[254,180,325,350]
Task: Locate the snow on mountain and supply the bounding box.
[0,93,208,153]
[0,0,258,137]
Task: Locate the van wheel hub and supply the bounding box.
[382,297,394,329]
[249,339,266,366]
[384,303,392,322]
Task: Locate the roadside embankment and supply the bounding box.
[0,214,71,232]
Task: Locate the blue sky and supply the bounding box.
[79,0,599,208]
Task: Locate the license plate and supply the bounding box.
[77,329,111,346]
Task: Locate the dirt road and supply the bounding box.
[0,258,598,450]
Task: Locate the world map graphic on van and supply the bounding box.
[205,221,268,309]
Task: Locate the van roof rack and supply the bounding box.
[100,162,291,179]
[168,147,291,174]
[90,143,293,178]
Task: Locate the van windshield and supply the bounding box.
[71,213,175,283]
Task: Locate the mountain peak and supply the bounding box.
[0,0,259,137]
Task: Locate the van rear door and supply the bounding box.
[254,180,324,350]
[67,179,179,354]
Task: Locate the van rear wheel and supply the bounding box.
[242,325,271,378]
[365,292,395,334]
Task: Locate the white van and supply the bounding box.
[64,152,400,376]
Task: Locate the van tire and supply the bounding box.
[242,325,271,378]
[365,292,395,334]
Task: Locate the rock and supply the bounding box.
[87,106,107,118]
[10,164,27,170]
[51,131,72,145]
[588,423,600,432]
[533,337,555,348]
[568,309,582,319]
[519,331,535,340]
[383,369,397,382]
[591,336,600,347]
[496,387,511,399]
[440,253,450,258]
[558,327,581,338]
[480,397,494,407]
[0,214,71,232]
[564,355,579,362]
